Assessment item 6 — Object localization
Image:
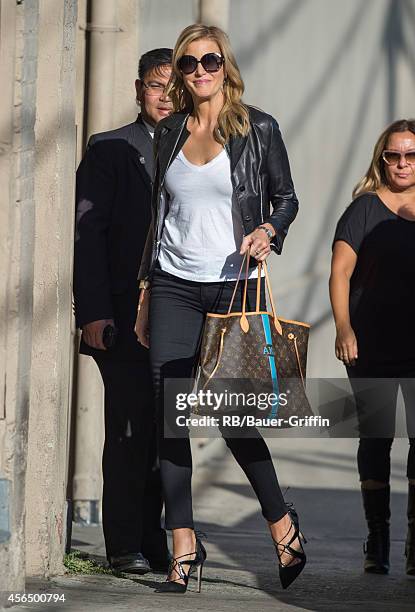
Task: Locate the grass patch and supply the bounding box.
[64,550,113,575]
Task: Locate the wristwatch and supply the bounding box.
[139,279,151,290]
[257,225,274,240]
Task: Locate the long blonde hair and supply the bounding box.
[166,23,250,144]
[353,119,415,199]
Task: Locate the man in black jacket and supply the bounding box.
[73,48,173,573]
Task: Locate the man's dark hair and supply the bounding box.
[138,48,173,80]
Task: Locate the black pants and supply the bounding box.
[347,366,415,482]
[94,357,167,558]
[149,266,287,530]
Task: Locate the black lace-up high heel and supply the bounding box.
[155,533,207,594]
[273,505,307,589]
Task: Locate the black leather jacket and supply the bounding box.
[138,105,299,283]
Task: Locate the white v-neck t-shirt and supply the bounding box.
[158,148,260,282]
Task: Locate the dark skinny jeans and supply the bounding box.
[149,264,288,529]
[347,366,415,482]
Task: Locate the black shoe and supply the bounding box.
[406,483,415,576]
[154,533,207,594]
[363,529,390,574]
[109,552,151,574]
[273,504,307,590]
[361,487,390,574]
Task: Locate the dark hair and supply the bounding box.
[138,48,173,80]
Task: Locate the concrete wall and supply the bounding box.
[0,0,77,589]
[0,0,39,592]
[24,0,77,577]
[85,0,142,138]
[75,0,88,164]
[138,0,197,57]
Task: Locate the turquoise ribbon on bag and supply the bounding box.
[261,314,279,418]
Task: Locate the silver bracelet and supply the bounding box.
[257,225,273,240]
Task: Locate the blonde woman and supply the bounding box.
[135,24,306,593]
[330,119,415,576]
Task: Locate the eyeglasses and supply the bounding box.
[142,82,167,96]
[382,150,415,166]
[177,52,224,75]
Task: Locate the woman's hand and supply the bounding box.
[335,323,358,366]
[240,224,275,261]
[134,289,150,349]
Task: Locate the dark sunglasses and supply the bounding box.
[382,150,415,166]
[177,52,224,75]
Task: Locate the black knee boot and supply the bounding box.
[406,484,415,576]
[361,486,390,574]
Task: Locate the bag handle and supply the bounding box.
[262,258,283,334]
[226,252,249,315]
[226,253,283,334]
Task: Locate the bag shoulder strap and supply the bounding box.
[226,253,283,335]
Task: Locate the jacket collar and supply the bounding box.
[136,113,154,139]
[158,111,248,174]
[158,111,189,131]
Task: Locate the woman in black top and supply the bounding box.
[330,119,415,576]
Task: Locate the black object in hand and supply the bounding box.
[102,324,118,349]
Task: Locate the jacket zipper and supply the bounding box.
[259,177,264,223]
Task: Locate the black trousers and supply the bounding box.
[347,366,415,482]
[94,357,167,558]
[149,265,287,530]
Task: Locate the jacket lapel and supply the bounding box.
[227,132,248,174]
[157,114,190,183]
[155,112,247,179]
[127,116,154,190]
[134,115,155,177]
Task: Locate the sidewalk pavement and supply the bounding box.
[21,436,415,611]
